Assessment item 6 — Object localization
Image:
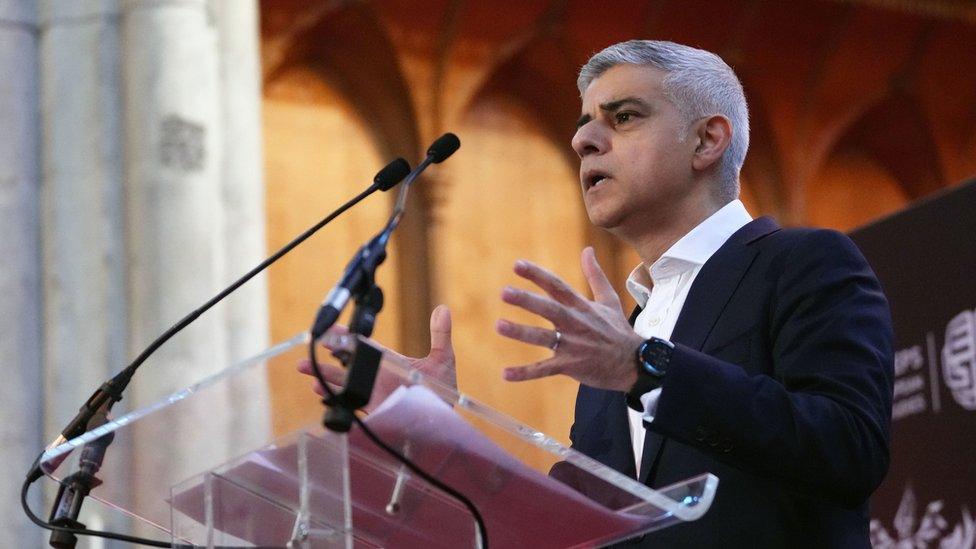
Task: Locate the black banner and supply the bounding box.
[850,180,976,548]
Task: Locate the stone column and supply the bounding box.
[215,0,271,381]
[38,0,127,456]
[121,0,225,390]
[0,1,271,540]
[120,0,270,516]
[37,0,128,538]
[121,0,230,505]
[0,1,43,546]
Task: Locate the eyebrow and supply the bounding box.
[575,97,651,129]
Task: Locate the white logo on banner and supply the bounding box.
[943,310,976,411]
[870,484,976,548]
[893,345,928,419]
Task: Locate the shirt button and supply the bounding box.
[648,317,661,326]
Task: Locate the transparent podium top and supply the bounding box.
[40,332,717,548]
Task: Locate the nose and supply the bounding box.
[571,121,609,158]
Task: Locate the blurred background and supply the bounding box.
[3,0,975,546]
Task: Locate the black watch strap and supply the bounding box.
[626,338,674,412]
[626,373,662,411]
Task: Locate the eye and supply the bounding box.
[614,111,637,125]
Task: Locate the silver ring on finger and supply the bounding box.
[550,330,562,352]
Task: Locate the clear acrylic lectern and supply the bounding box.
[40,333,717,548]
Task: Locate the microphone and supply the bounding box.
[428,132,460,163]
[374,158,411,190]
[27,157,412,483]
[310,133,460,340]
[304,132,488,546]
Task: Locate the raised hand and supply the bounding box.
[496,247,643,392]
[297,305,458,409]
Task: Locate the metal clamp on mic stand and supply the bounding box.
[322,282,385,432]
[47,413,115,549]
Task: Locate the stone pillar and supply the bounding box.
[215,1,271,365]
[38,0,127,455]
[121,0,225,390]
[0,1,43,546]
[0,1,269,541]
[215,0,272,437]
[121,0,230,501]
[120,0,270,514]
[37,0,128,538]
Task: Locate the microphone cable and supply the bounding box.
[307,337,489,548]
[306,133,488,547]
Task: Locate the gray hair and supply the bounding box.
[578,40,749,200]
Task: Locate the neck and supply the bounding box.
[616,195,729,266]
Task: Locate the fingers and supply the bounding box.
[581,247,620,307]
[317,324,351,352]
[429,304,454,356]
[311,379,338,397]
[312,379,345,397]
[319,323,404,363]
[503,360,562,382]
[496,319,559,349]
[501,285,568,325]
[323,324,350,337]
[513,259,586,309]
[309,379,327,397]
[297,357,346,386]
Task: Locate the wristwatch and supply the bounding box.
[626,337,675,411]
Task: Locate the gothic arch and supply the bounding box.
[263,2,420,160]
[829,90,944,200]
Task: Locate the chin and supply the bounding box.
[585,208,624,231]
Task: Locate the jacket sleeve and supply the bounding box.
[649,229,894,508]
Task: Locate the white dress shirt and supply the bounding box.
[625,199,753,474]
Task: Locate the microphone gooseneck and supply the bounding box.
[23,157,413,549]
[307,131,488,547]
[310,134,461,340]
[31,157,412,471]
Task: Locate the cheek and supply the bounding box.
[614,133,688,188]
[621,151,662,186]
[616,144,651,177]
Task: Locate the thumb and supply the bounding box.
[429,304,454,357]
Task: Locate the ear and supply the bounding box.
[691,114,733,172]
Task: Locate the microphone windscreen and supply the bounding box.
[375,158,411,191]
[427,133,461,164]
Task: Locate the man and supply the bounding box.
[495,40,894,546]
[302,40,893,547]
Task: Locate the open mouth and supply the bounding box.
[585,173,610,190]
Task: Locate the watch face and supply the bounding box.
[640,339,671,377]
[643,360,665,377]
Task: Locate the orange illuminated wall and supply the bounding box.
[259,0,976,442]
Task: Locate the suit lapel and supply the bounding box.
[670,216,778,350]
[638,216,780,484]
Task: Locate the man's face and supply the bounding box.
[572,64,698,232]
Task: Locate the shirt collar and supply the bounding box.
[625,199,753,307]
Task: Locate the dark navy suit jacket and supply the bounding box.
[570,217,894,548]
